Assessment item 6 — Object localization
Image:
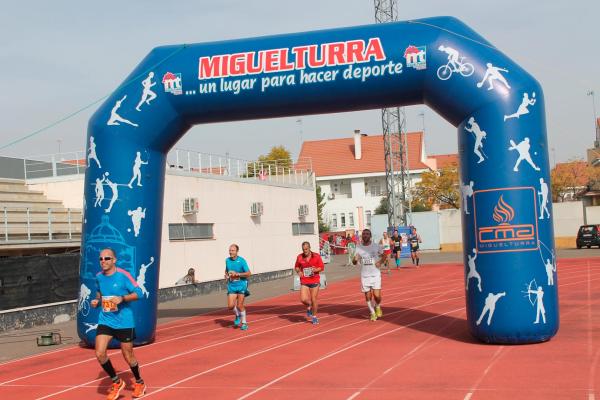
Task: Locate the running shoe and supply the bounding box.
[311,316,319,325]
[306,308,313,318]
[375,306,383,318]
[131,379,146,398]
[370,313,378,322]
[234,316,241,327]
[106,379,125,400]
[240,323,249,331]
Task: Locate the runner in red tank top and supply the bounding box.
[294,241,324,325]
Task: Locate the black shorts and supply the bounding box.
[96,324,136,343]
[393,247,401,254]
[411,246,419,253]
[301,283,320,288]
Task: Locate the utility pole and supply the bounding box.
[374,0,410,227]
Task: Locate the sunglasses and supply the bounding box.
[99,257,113,261]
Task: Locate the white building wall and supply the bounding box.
[586,206,600,224]
[28,172,317,288]
[552,201,585,236]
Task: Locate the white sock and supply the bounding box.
[240,310,247,324]
[366,300,375,314]
[372,299,380,309]
[233,306,240,316]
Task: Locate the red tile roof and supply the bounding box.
[429,153,459,169]
[298,132,431,177]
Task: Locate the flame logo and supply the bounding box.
[492,195,515,224]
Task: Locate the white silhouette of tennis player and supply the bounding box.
[461,181,474,214]
[477,63,511,91]
[87,136,101,168]
[128,152,148,188]
[136,72,157,111]
[504,92,536,121]
[508,138,540,172]
[107,95,138,127]
[476,292,506,326]
[465,117,487,163]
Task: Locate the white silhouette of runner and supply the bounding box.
[527,285,546,324]
[128,152,148,188]
[107,95,138,127]
[476,292,506,326]
[128,206,146,237]
[465,117,487,163]
[136,72,157,111]
[477,63,511,91]
[87,136,101,168]
[461,181,474,214]
[504,92,536,121]
[466,248,482,292]
[508,138,540,172]
[538,177,550,219]
[94,175,106,207]
[84,322,98,334]
[104,172,119,213]
[136,257,155,298]
[438,45,460,70]
[545,258,556,286]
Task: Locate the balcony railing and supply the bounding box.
[1,207,82,243]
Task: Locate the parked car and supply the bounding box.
[576,225,600,249]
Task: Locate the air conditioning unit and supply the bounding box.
[298,204,309,217]
[183,197,199,214]
[327,193,335,200]
[250,202,264,216]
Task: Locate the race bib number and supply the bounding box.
[362,256,374,265]
[229,271,240,281]
[101,297,118,313]
[411,241,418,248]
[303,267,314,277]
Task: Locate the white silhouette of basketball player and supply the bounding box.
[136,257,155,298]
[128,152,148,188]
[104,172,119,213]
[87,136,101,168]
[477,63,511,91]
[461,181,474,214]
[136,72,157,111]
[527,285,546,324]
[545,259,556,286]
[465,117,487,163]
[476,292,506,326]
[107,95,138,127]
[128,206,146,237]
[508,138,540,172]
[504,92,536,121]
[84,322,98,334]
[94,175,106,207]
[438,45,460,70]
[466,248,482,292]
[538,177,550,219]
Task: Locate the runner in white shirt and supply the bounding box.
[352,229,388,321]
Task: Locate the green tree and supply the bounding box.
[414,165,460,209]
[316,186,329,232]
[374,196,388,215]
[245,145,292,177]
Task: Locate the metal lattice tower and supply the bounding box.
[374,0,411,227]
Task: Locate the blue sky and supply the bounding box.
[0,0,598,164]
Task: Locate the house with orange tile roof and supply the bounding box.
[298,130,456,232]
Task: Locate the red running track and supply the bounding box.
[0,258,599,399]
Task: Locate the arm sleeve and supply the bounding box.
[294,256,301,270]
[242,258,250,273]
[123,273,143,298]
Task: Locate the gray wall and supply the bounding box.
[0,156,25,179]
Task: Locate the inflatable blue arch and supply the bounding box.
[79,16,558,345]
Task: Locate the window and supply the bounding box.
[169,223,214,240]
[292,222,315,235]
[348,212,354,226]
[369,183,381,196]
[331,213,337,228]
[333,183,339,192]
[366,210,372,228]
[341,213,346,228]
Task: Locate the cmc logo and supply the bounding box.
[473,187,539,254]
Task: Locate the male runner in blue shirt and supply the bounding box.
[225,244,251,331]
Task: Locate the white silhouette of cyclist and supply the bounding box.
[476,292,506,326]
[136,72,157,111]
[465,117,487,163]
[508,138,540,172]
[438,45,460,70]
[107,95,138,127]
[504,92,536,121]
[436,45,474,80]
[477,63,511,91]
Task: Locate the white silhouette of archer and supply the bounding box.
[508,138,540,172]
[128,152,148,188]
[504,92,536,121]
[466,248,482,292]
[104,172,119,213]
[94,175,106,208]
[136,72,157,111]
[545,258,556,286]
[527,285,547,324]
[538,177,550,219]
[476,292,506,326]
[87,136,101,168]
[477,63,511,91]
[461,181,474,214]
[84,322,98,334]
[136,257,155,298]
[107,95,138,127]
[465,117,487,163]
[128,206,146,237]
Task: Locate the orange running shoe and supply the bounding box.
[106,379,125,400]
[132,379,147,398]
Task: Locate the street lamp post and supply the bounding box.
[587,90,598,145]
